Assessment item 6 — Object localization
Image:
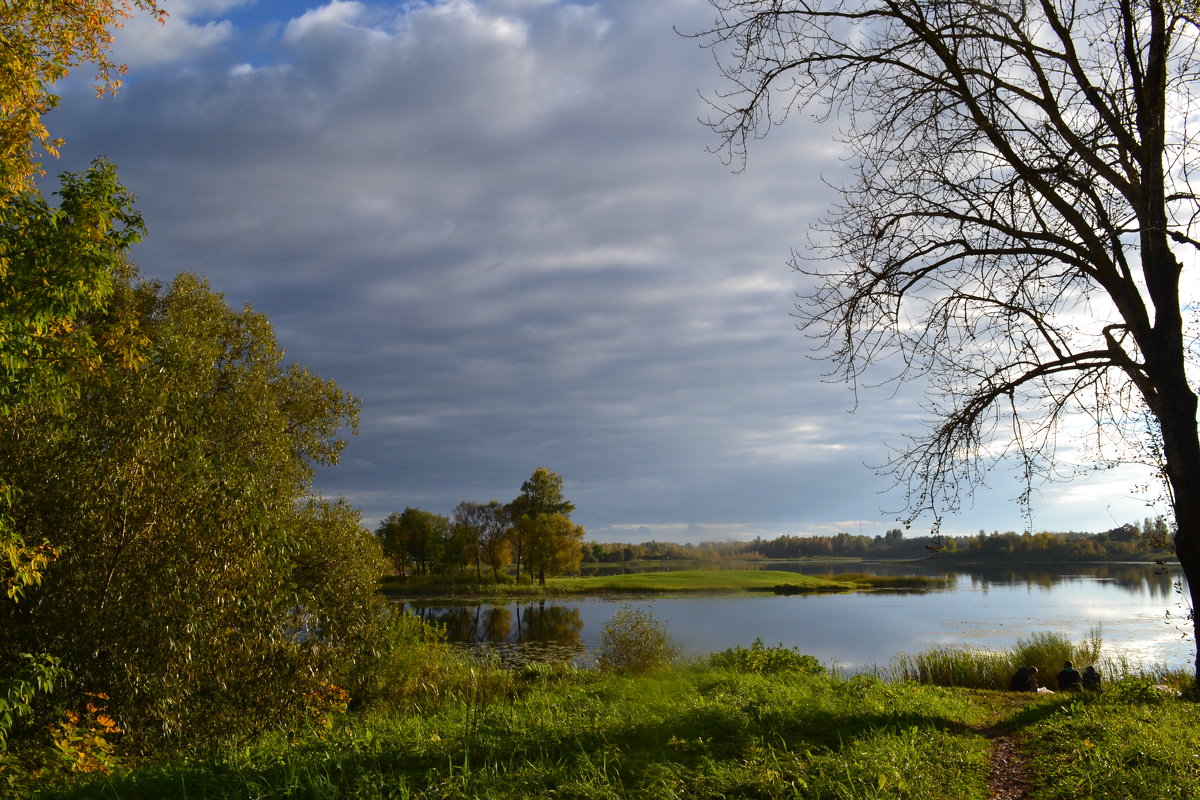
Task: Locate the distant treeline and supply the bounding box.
[582,518,1175,564]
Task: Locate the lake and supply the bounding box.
[401,561,1195,673]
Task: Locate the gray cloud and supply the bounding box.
[43,0,1158,541]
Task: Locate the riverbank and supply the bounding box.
[381,568,949,598]
[27,648,1199,800]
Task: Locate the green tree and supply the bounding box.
[0,0,166,605]
[376,508,449,577]
[510,467,576,519]
[451,501,510,581]
[1,1,166,608]
[440,522,473,577]
[507,467,575,582]
[595,605,677,675]
[0,269,366,745]
[698,0,1200,680]
[0,161,145,751]
[1,159,145,597]
[520,513,586,586]
[288,498,389,657]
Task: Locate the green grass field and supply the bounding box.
[25,648,1200,800]
[385,569,947,597]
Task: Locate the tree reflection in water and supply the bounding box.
[408,602,585,667]
[401,562,1189,670]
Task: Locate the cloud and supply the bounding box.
[41,0,1161,540]
[112,0,243,66]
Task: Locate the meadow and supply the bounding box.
[382,568,948,597]
[19,630,1200,800]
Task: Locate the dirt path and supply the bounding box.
[978,694,1035,800]
[983,728,1031,800]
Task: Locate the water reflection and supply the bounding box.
[409,602,585,667]
[762,560,1183,600]
[399,562,1192,672]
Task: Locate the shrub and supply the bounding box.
[595,605,677,675]
[708,638,824,675]
[345,610,453,711]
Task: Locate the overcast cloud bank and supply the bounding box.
[43,0,1159,541]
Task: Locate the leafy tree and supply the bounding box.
[595,605,677,675]
[698,0,1200,680]
[451,501,510,581]
[376,512,415,577]
[0,268,367,745]
[520,513,586,586]
[0,0,166,605]
[0,161,144,750]
[0,159,145,416]
[510,467,576,519]
[440,522,474,577]
[288,498,389,657]
[480,502,513,580]
[0,1,165,197]
[507,467,575,582]
[376,508,450,577]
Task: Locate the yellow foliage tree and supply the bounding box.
[1,0,163,603]
[0,1,165,197]
[1,3,162,751]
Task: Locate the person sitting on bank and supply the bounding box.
[1082,665,1102,690]
[1057,660,1082,691]
[1009,665,1039,692]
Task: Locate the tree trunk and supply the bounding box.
[1155,383,1200,684]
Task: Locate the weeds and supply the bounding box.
[595,605,678,675]
[707,638,824,675]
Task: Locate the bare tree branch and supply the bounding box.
[693,0,1200,679]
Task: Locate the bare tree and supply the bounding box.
[694,0,1200,677]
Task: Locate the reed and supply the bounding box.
[893,628,1105,690]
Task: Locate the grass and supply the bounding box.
[384,569,950,598]
[892,629,1105,690]
[17,633,1200,799]
[1022,679,1200,798]
[28,661,996,800]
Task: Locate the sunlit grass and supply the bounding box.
[32,658,993,800]
[552,569,947,595]
[1022,679,1200,799]
[21,635,1200,800]
[383,569,949,598]
[549,568,843,593]
[892,629,1104,690]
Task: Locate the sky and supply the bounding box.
[41,0,1164,543]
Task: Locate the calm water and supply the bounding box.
[402,562,1194,672]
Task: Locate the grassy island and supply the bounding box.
[381,568,949,598]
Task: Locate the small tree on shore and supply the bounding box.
[520,513,586,586]
[452,500,510,581]
[507,468,579,584]
[376,508,449,577]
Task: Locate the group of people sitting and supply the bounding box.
[1009,661,1101,693]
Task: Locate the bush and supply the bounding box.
[708,638,824,675]
[0,271,366,749]
[595,605,677,675]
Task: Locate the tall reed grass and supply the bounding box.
[892,628,1104,689]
